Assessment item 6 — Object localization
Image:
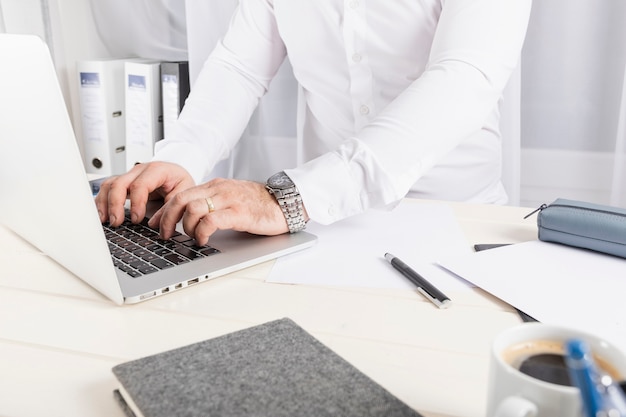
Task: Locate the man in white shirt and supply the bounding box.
[96,0,532,245]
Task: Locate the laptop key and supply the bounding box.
[116,240,134,249]
[136,227,159,239]
[132,248,150,257]
[199,247,221,256]
[124,244,142,253]
[153,247,172,257]
[116,252,135,263]
[160,241,179,250]
[129,259,150,270]
[150,258,174,270]
[172,234,193,243]
[116,263,142,278]
[134,238,154,248]
[175,246,203,260]
[139,253,159,263]
[163,253,190,265]
[137,265,158,275]
[183,239,203,247]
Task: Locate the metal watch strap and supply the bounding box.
[266,172,307,233]
[275,190,307,233]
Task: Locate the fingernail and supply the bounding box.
[109,215,116,225]
[97,211,104,222]
[131,213,138,223]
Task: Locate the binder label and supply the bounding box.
[79,72,106,144]
[80,72,100,88]
[128,74,147,91]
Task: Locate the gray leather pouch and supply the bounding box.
[530,198,626,258]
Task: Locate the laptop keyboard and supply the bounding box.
[103,211,220,277]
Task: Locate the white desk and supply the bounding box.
[0,200,537,417]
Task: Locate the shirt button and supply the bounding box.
[351,53,362,63]
[359,105,370,115]
[328,206,337,217]
[349,1,359,9]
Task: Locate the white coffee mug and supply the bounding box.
[486,322,626,417]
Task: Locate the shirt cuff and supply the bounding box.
[285,138,403,225]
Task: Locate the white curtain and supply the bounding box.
[0,3,6,33]
[87,0,188,62]
[611,66,626,207]
[521,0,626,207]
[500,65,522,206]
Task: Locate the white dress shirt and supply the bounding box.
[154,0,532,225]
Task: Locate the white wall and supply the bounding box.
[0,0,45,38]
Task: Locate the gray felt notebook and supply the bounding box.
[112,318,423,417]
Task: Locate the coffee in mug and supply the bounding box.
[500,338,623,386]
[487,323,626,417]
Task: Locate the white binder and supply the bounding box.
[76,59,128,176]
[160,61,190,140]
[124,60,163,170]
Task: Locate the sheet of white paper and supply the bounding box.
[268,200,472,291]
[438,240,626,352]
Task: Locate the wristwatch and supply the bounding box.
[266,171,307,233]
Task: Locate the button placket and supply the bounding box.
[343,0,374,130]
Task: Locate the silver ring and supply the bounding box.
[205,197,216,213]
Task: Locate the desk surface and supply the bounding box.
[0,199,537,417]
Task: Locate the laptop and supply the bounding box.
[0,34,317,305]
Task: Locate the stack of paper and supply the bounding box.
[268,200,472,292]
[438,241,626,352]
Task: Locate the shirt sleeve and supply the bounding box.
[287,0,532,225]
[152,0,287,184]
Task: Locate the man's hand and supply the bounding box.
[95,162,195,227]
[148,178,297,245]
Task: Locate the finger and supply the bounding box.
[131,163,195,223]
[125,164,166,223]
[191,215,219,246]
[181,197,217,241]
[156,191,194,240]
[101,173,141,227]
[193,209,240,246]
[94,176,118,223]
[104,163,161,226]
[146,185,205,231]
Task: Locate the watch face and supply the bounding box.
[268,171,293,189]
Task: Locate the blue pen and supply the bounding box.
[565,339,626,417]
[565,339,605,417]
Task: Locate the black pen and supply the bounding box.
[384,253,451,309]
